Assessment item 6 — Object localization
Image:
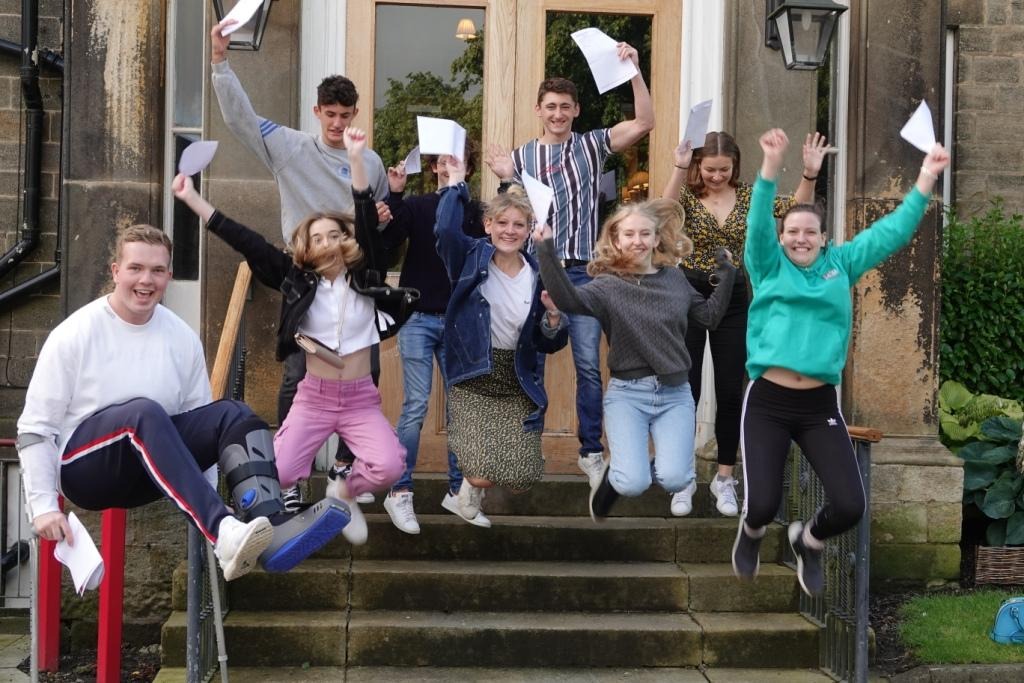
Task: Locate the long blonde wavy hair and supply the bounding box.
[588,199,692,277]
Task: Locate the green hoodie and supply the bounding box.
[744,175,930,385]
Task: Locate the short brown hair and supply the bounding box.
[113,224,172,264]
[687,131,742,198]
[537,77,578,105]
[589,199,692,277]
[289,213,364,275]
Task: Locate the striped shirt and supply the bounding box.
[512,129,611,261]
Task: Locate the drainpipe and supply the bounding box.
[0,0,61,312]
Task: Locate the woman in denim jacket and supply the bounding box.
[435,157,568,522]
[173,128,418,547]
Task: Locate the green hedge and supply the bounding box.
[941,200,1024,403]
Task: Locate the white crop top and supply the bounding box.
[298,274,381,356]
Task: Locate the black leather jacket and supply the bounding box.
[205,188,419,361]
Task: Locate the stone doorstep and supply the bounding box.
[153,666,835,682]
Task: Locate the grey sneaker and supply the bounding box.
[384,491,420,535]
[731,517,762,581]
[710,475,740,517]
[577,452,605,490]
[281,485,302,513]
[788,521,824,597]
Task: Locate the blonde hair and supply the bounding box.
[588,199,692,277]
[112,224,172,264]
[289,213,364,275]
[482,185,534,224]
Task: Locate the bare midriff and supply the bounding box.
[762,366,826,390]
[305,346,372,381]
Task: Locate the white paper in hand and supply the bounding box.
[220,0,264,37]
[53,512,104,596]
[521,172,554,229]
[178,140,219,177]
[899,100,936,154]
[416,117,467,161]
[571,28,638,94]
[682,99,713,150]
[403,146,421,175]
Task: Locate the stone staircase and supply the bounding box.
[155,475,831,681]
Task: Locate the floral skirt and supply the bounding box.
[448,348,544,490]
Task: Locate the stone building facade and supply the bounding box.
[0,0,1018,642]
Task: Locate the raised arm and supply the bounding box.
[744,129,789,282]
[795,132,836,204]
[434,158,475,281]
[661,140,693,200]
[608,43,654,153]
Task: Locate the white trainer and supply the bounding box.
[355,491,375,505]
[441,491,492,528]
[326,473,368,545]
[710,476,740,517]
[669,480,698,517]
[384,491,421,535]
[577,452,605,490]
[456,480,485,519]
[214,516,273,581]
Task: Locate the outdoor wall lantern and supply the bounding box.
[765,0,848,70]
[212,0,275,51]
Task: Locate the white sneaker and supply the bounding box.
[577,452,605,490]
[384,491,421,534]
[355,491,375,505]
[710,476,740,517]
[441,491,492,528]
[456,480,485,518]
[214,516,273,581]
[669,481,698,517]
[326,473,368,545]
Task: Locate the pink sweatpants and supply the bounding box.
[273,374,405,496]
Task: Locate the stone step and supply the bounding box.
[318,515,784,564]
[309,472,732,518]
[154,666,833,682]
[347,610,819,668]
[160,610,345,668]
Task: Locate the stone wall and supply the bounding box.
[0,0,64,437]
[950,0,1024,216]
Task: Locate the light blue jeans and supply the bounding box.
[603,376,697,497]
[393,312,462,494]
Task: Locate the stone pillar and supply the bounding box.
[843,0,961,586]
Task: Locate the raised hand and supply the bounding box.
[387,161,407,193]
[673,139,694,169]
[616,42,640,68]
[171,172,195,200]
[922,143,951,177]
[802,132,837,178]
[445,155,466,186]
[344,126,367,156]
[210,19,236,64]
[484,144,514,181]
[758,128,789,181]
[531,222,553,245]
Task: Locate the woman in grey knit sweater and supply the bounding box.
[536,199,736,520]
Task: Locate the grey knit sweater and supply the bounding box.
[537,239,737,385]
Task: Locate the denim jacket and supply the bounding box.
[435,183,568,431]
[205,188,419,361]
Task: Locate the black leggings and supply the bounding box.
[685,272,748,467]
[740,378,866,541]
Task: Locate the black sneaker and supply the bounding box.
[731,517,762,580]
[588,458,619,522]
[788,521,824,596]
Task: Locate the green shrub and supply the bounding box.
[941,200,1024,403]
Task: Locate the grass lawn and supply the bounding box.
[900,589,1024,664]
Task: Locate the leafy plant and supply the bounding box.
[939,380,1023,448]
[940,200,1024,403]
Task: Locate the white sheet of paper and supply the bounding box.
[599,170,616,203]
[220,0,264,36]
[53,512,104,596]
[178,140,219,176]
[521,172,554,228]
[682,99,713,150]
[416,117,467,161]
[571,28,639,94]
[900,100,936,154]
[403,146,421,175]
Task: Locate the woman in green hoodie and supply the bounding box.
[732,128,949,597]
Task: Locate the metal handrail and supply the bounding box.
[185,262,252,683]
[777,425,879,683]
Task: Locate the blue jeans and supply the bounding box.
[536,265,604,456]
[392,312,462,493]
[603,377,696,497]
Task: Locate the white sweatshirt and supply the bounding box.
[17,297,212,520]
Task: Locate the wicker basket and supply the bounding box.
[975,545,1024,584]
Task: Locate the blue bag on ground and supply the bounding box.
[991,596,1024,644]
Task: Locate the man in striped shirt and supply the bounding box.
[485,41,654,488]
